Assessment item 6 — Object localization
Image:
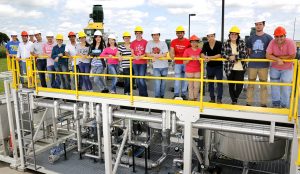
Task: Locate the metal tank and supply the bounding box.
[214,132,286,161]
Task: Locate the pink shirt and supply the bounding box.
[130,39,148,64]
[183,47,202,73]
[100,47,118,65]
[43,42,55,66]
[266,38,296,70]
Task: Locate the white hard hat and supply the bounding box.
[28,30,34,35]
[151,28,160,35]
[34,30,41,34]
[46,32,54,37]
[207,29,216,36]
[11,31,17,36]
[94,30,102,36]
[255,16,266,23]
[108,34,116,40]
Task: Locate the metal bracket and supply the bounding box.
[176,109,200,123]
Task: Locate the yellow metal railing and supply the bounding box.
[10,56,299,121]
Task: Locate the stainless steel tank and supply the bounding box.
[214,132,286,161]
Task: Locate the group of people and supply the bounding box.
[5,17,297,108]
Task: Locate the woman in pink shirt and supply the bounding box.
[183,35,202,101]
[100,34,119,93]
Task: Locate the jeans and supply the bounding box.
[19,61,27,84]
[206,65,223,100]
[36,59,47,87]
[186,72,200,100]
[123,68,130,94]
[270,67,293,108]
[78,62,92,90]
[47,65,61,88]
[91,65,107,91]
[153,68,168,98]
[174,64,188,97]
[246,68,268,105]
[227,70,245,103]
[133,64,148,97]
[72,65,82,90]
[108,64,118,93]
[54,63,71,89]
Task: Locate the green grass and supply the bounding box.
[0,58,8,93]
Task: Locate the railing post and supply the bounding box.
[294,60,300,122]
[289,60,298,121]
[129,56,133,105]
[33,56,38,93]
[74,56,79,99]
[199,58,204,112]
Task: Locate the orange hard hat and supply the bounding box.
[21,31,28,36]
[190,34,200,41]
[68,31,76,37]
[274,26,286,36]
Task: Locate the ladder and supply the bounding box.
[17,91,39,170]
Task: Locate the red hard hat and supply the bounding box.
[21,31,28,36]
[68,31,76,37]
[190,34,200,41]
[274,26,286,36]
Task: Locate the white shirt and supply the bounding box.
[17,41,33,62]
[31,40,45,60]
[65,42,78,66]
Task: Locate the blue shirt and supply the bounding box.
[51,44,67,66]
[5,41,20,55]
[246,33,273,68]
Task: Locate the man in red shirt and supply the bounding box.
[170,26,191,99]
[130,26,148,97]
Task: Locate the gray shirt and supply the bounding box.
[246,33,273,68]
[145,40,169,68]
[31,41,44,59]
[76,43,90,64]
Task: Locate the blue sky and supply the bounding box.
[1,0,300,41]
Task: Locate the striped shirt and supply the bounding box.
[118,44,131,69]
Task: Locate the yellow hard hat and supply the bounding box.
[55,34,64,40]
[134,26,143,32]
[229,26,240,34]
[176,25,185,32]
[78,31,87,38]
[123,31,131,37]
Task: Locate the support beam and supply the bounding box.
[183,121,193,174]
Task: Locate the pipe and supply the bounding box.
[162,111,166,132]
[113,111,162,123]
[204,130,211,166]
[53,101,59,141]
[192,140,204,167]
[151,153,167,168]
[171,112,177,135]
[4,80,18,165]
[89,102,94,119]
[83,102,87,123]
[108,106,113,125]
[12,89,25,169]
[113,128,129,174]
[85,153,100,159]
[128,119,132,142]
[96,104,102,161]
[73,103,81,155]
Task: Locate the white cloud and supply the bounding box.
[1,0,59,8]
[0,4,43,18]
[154,16,167,22]
[225,9,254,19]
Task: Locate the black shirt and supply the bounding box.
[202,41,222,67]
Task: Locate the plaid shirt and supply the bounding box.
[222,40,248,76]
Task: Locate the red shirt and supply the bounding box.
[170,38,191,64]
[183,47,202,73]
[130,39,148,64]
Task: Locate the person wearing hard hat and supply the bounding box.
[51,34,70,89]
[170,25,190,100]
[130,26,148,97]
[89,30,109,93]
[76,31,92,91]
[16,31,33,84]
[31,30,47,87]
[117,31,132,95]
[43,32,60,88]
[266,26,296,108]
[145,28,169,98]
[5,31,20,70]
[201,30,223,104]
[65,31,82,90]
[182,35,202,101]
[222,26,248,105]
[246,17,273,107]
[100,34,119,94]
[28,30,36,43]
